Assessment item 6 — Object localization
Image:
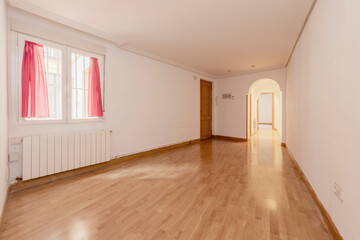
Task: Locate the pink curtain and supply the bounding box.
[21,41,49,118]
[88,57,103,117]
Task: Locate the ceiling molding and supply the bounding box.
[120,45,216,78]
[286,0,317,66]
[215,65,285,80]
[116,41,128,48]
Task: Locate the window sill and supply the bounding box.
[68,117,104,124]
[18,116,105,125]
[18,119,66,125]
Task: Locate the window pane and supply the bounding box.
[47,73,55,85]
[71,52,103,120]
[76,89,85,119]
[44,45,62,120]
[25,44,62,121]
[76,55,84,89]
[72,53,76,88]
[84,57,90,89]
[85,89,88,116]
[72,89,77,119]
[48,86,55,116]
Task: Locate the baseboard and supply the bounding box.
[10,138,201,192]
[0,188,10,231]
[212,135,247,142]
[284,145,343,240]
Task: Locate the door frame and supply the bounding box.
[200,79,212,140]
[246,95,248,139]
[257,92,275,130]
[246,94,252,139]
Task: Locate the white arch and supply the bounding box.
[247,78,283,138]
[248,78,281,95]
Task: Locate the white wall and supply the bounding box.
[286,0,360,239]
[7,8,216,182]
[216,68,286,141]
[258,94,272,124]
[0,0,8,218]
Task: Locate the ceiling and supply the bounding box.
[9,0,315,78]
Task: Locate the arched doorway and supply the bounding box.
[247,78,282,139]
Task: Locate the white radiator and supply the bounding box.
[22,130,111,181]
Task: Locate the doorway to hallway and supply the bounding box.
[246,78,282,140]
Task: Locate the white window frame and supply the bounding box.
[17,33,67,125]
[67,48,105,123]
[16,33,105,125]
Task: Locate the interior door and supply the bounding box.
[200,80,212,140]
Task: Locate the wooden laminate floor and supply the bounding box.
[0,129,333,240]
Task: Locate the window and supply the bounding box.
[18,34,105,123]
[70,51,104,120]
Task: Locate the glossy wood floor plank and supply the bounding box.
[0,129,333,240]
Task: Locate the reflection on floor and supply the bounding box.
[0,130,333,240]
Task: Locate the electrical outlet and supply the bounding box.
[334,183,344,202]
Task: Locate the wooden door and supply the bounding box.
[200,80,212,140]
